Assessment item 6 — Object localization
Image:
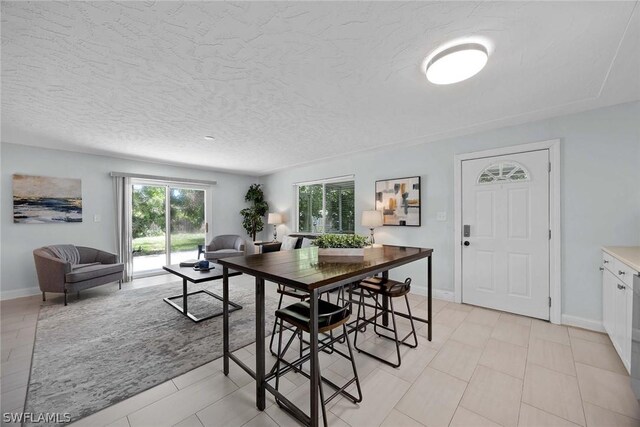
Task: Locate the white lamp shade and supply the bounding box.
[361,210,383,228]
[267,213,283,225]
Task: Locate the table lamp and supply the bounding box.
[267,213,283,241]
[361,210,383,245]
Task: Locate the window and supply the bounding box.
[296,177,355,234]
[478,161,529,184]
[297,184,323,233]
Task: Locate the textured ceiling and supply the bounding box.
[2,1,639,175]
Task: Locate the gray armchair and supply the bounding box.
[204,235,245,262]
[33,245,124,305]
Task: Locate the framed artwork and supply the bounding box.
[375,176,421,226]
[13,174,82,223]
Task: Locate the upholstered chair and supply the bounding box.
[33,245,124,305]
[204,235,245,262]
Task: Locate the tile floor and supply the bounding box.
[1,274,639,427]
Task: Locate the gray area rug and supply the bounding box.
[25,278,279,425]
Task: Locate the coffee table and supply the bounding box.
[163,263,243,323]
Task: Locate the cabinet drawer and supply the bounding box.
[603,252,615,274]
[613,258,637,289]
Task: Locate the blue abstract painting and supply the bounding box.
[13,174,82,223]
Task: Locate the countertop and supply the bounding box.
[602,246,640,272]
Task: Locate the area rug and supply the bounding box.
[24,277,279,425]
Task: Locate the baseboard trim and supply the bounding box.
[561,314,605,333]
[0,286,41,301]
[433,290,454,301]
[409,287,454,301]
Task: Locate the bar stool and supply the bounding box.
[269,285,346,356]
[353,277,418,368]
[271,299,362,427]
[269,285,308,356]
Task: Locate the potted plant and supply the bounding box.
[313,234,369,256]
[240,184,269,241]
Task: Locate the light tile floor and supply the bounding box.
[1,275,639,427]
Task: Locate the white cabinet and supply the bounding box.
[601,250,636,373]
[602,267,616,336]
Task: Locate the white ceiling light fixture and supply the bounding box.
[204,135,215,141]
[424,42,489,85]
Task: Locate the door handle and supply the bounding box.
[618,270,626,276]
[599,267,604,271]
[463,241,470,247]
[205,222,209,233]
[618,284,626,290]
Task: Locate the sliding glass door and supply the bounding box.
[132,184,167,273]
[169,188,206,266]
[131,181,208,276]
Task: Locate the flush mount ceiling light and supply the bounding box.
[204,136,215,141]
[424,42,488,85]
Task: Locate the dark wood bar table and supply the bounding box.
[218,244,433,427]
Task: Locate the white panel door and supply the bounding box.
[461,150,550,319]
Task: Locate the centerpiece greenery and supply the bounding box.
[313,234,369,248]
[313,233,369,256]
[240,184,268,241]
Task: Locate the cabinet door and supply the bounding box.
[602,269,616,336]
[613,279,629,367]
[622,284,633,371]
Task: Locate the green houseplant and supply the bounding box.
[312,234,369,256]
[240,184,269,241]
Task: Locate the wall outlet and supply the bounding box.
[436,211,447,221]
[93,214,101,223]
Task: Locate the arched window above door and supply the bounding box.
[477,161,529,184]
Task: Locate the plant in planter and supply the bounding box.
[312,234,369,256]
[240,184,269,241]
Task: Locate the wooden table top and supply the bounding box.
[218,245,432,290]
[163,263,241,283]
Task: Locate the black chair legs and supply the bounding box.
[273,324,362,427]
[271,298,362,427]
[269,292,285,356]
[353,281,418,368]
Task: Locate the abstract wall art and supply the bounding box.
[375,176,421,226]
[13,174,82,223]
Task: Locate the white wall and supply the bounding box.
[260,101,640,324]
[0,143,258,299]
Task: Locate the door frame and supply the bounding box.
[453,139,561,324]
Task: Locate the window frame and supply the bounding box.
[294,175,355,235]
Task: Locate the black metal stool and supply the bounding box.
[269,285,345,356]
[269,285,308,357]
[271,299,362,427]
[353,277,418,368]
